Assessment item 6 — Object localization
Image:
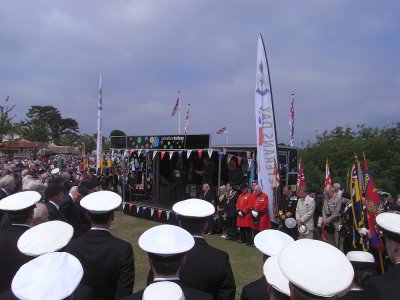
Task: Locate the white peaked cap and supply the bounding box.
[278,239,353,297]
[376,212,400,235]
[254,229,294,256]
[173,198,215,217]
[139,224,194,255]
[284,217,296,229]
[0,191,41,211]
[80,190,122,213]
[143,281,185,300]
[263,256,290,296]
[18,220,74,256]
[12,252,83,300]
[51,167,60,175]
[346,251,375,263]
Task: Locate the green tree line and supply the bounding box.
[299,124,400,197]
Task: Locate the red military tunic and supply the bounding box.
[236,192,254,228]
[249,192,271,231]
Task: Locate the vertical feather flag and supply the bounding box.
[289,93,295,147]
[350,158,368,251]
[363,157,384,251]
[255,34,279,222]
[184,104,190,134]
[96,73,103,174]
[325,159,332,189]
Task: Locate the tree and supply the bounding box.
[17,105,79,145]
[0,96,16,141]
[109,129,126,137]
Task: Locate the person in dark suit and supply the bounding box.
[44,184,67,222]
[65,191,135,300]
[127,224,212,300]
[0,191,41,293]
[241,230,294,300]
[363,212,400,300]
[173,199,236,300]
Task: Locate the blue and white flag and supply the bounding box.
[255,34,279,222]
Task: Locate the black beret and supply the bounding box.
[44,184,64,198]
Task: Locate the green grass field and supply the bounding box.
[111,210,264,299]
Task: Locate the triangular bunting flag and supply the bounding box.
[136,206,140,214]
[137,149,142,157]
[144,150,149,157]
[166,211,171,220]
[153,151,158,159]
[175,213,180,222]
[129,149,134,156]
[150,208,155,217]
[198,150,202,159]
[122,203,125,210]
[237,156,242,166]
[169,151,174,160]
[178,151,183,160]
[157,209,163,219]
[227,154,232,164]
[161,151,166,160]
[141,207,147,215]
[187,150,192,159]
[208,149,213,158]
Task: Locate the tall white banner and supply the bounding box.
[255,34,279,223]
[96,73,103,173]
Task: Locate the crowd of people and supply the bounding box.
[0,156,399,299]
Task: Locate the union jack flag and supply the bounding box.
[171,97,180,116]
[216,127,228,135]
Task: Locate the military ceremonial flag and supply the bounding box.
[296,158,306,196]
[184,104,190,134]
[350,158,368,251]
[289,93,295,147]
[363,157,384,251]
[255,34,279,222]
[325,159,332,189]
[96,73,103,175]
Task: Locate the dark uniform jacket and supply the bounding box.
[180,237,236,300]
[65,229,135,300]
[124,279,213,300]
[240,277,269,300]
[339,289,364,299]
[363,263,400,300]
[0,225,32,293]
[45,201,67,222]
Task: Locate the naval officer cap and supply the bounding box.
[18,220,74,256]
[376,212,400,243]
[51,167,60,175]
[12,252,83,300]
[254,229,294,257]
[139,224,194,261]
[346,251,377,270]
[278,239,353,298]
[0,191,41,212]
[80,190,122,213]
[263,256,290,297]
[172,198,215,218]
[143,281,184,300]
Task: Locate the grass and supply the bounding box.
[111,210,264,300]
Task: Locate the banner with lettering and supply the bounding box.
[255,34,279,223]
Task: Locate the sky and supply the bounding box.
[0,1,399,148]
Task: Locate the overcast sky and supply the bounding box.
[0,1,399,147]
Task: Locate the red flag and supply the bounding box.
[171,97,179,116]
[289,93,295,146]
[274,158,280,187]
[198,150,202,159]
[325,159,332,189]
[157,209,163,219]
[296,158,306,196]
[160,151,166,160]
[364,158,384,251]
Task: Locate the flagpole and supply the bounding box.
[178,91,181,134]
[226,132,229,145]
[96,72,103,175]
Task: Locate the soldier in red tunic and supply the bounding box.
[249,185,271,242]
[236,183,255,245]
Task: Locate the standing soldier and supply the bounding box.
[236,183,254,245]
[323,185,342,248]
[249,185,271,243]
[278,185,298,240]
